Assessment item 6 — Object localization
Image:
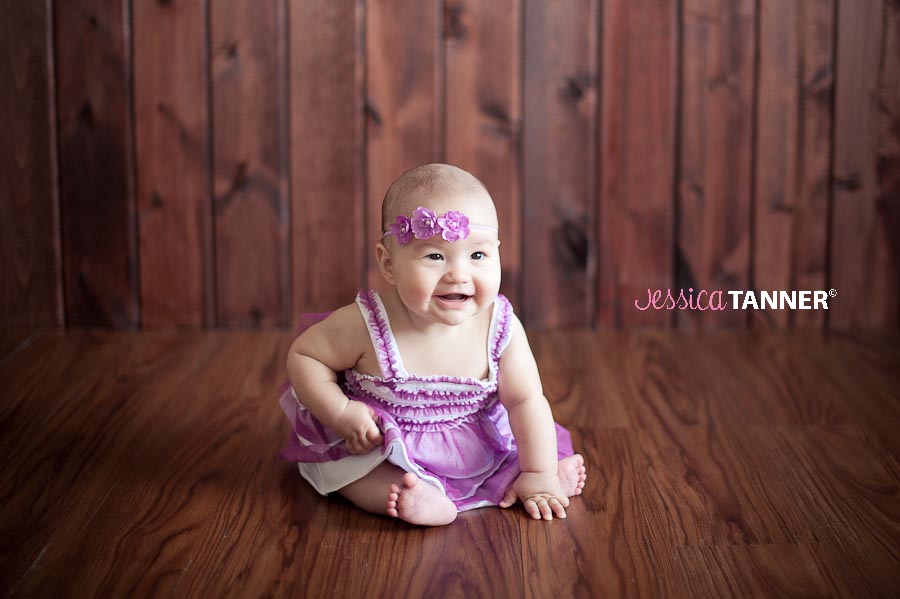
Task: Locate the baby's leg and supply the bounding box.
[338,462,457,526]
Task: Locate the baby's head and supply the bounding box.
[376,163,502,326]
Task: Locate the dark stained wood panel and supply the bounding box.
[668,543,831,596]
[290,0,365,316]
[286,506,525,597]
[5,1,900,334]
[830,1,900,328]
[212,0,289,328]
[0,0,61,327]
[0,327,42,368]
[522,0,598,329]
[3,330,900,595]
[677,0,756,329]
[882,3,900,326]
[365,0,442,292]
[55,0,138,328]
[597,0,677,329]
[753,0,833,330]
[793,0,836,329]
[522,333,643,595]
[0,331,291,596]
[444,0,523,310]
[133,0,211,328]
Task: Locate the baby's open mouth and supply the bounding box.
[437,294,470,301]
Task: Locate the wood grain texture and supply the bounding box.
[133,0,211,328]
[212,0,289,328]
[0,0,62,327]
[881,3,900,328]
[7,2,900,334]
[522,0,598,329]
[55,0,138,328]
[753,0,833,331]
[290,0,365,316]
[677,0,756,329]
[0,331,291,596]
[444,0,523,310]
[793,0,836,329]
[597,0,676,329]
[0,327,42,369]
[365,0,442,292]
[830,0,899,329]
[1,330,899,596]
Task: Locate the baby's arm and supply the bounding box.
[286,304,382,454]
[497,315,569,520]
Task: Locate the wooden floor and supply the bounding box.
[1,327,899,598]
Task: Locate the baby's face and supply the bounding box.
[381,191,502,328]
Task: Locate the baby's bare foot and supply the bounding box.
[386,472,458,526]
[558,454,587,497]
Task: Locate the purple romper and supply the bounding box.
[278,290,574,511]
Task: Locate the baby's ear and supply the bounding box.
[375,242,396,285]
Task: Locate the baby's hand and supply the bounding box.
[499,471,570,520]
[332,400,383,454]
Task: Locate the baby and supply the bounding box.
[278,163,586,526]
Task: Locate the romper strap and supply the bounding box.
[355,290,403,379]
[489,294,515,367]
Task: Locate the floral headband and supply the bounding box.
[382,206,498,245]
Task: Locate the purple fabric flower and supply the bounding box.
[437,211,470,242]
[411,206,439,240]
[389,215,413,244]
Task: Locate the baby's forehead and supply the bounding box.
[389,190,498,226]
[408,230,499,248]
[399,231,500,254]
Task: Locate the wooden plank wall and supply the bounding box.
[2,0,898,331]
[2,0,62,327]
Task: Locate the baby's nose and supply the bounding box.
[444,261,470,283]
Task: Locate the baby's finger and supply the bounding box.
[347,435,366,454]
[499,487,518,508]
[366,426,383,446]
[356,436,374,453]
[537,498,553,520]
[523,499,541,520]
[549,497,567,519]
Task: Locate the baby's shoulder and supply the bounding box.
[290,301,370,367]
[309,302,368,341]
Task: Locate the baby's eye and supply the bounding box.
[470,251,486,260]
[425,253,444,261]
